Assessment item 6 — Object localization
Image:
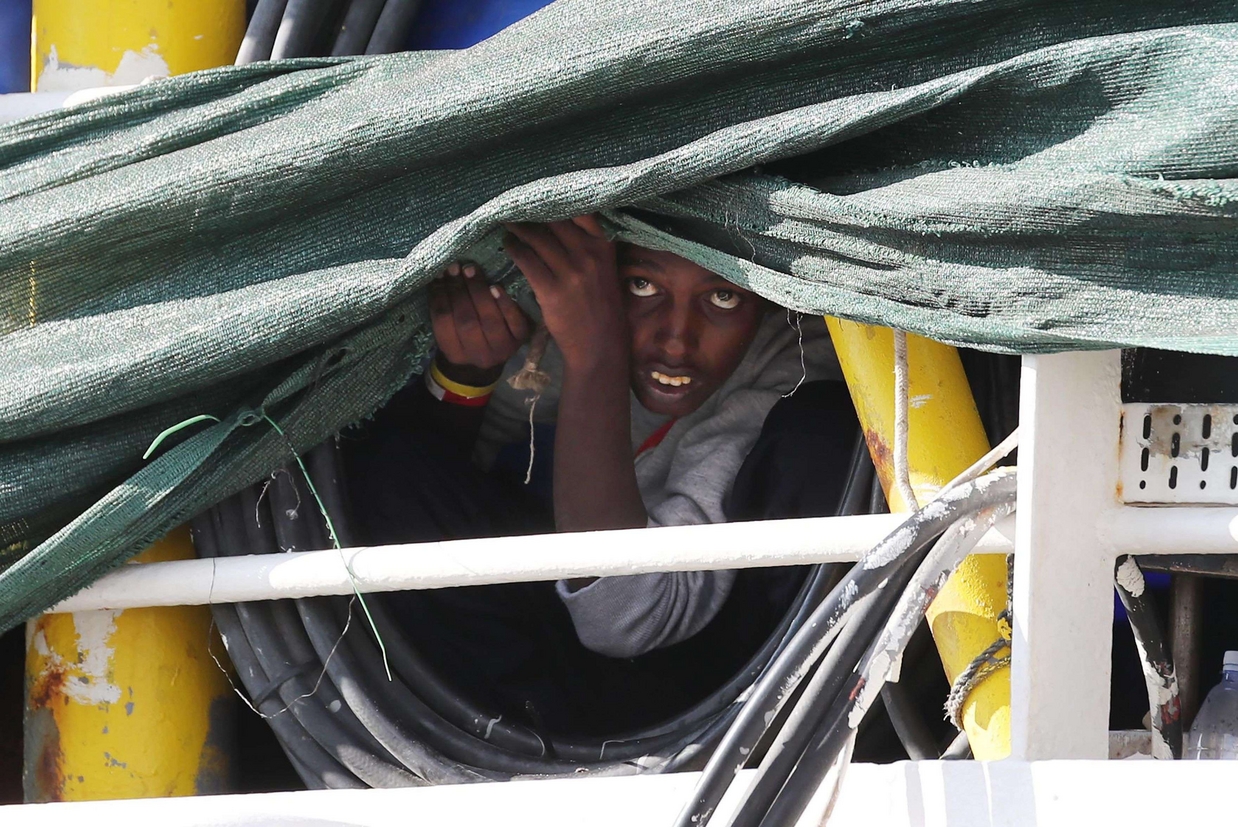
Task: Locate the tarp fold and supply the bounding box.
[2,0,1237,628]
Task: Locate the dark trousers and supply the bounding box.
[343,380,859,736]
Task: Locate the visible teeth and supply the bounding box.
[651,370,692,387]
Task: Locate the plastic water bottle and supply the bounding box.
[1185,651,1238,759]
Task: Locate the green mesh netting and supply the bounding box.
[3,0,1238,629]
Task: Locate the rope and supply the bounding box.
[781,309,806,398]
[523,394,540,485]
[944,555,1013,730]
[891,329,918,510]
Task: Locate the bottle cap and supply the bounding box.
[1224,650,1238,671]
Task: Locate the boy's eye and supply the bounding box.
[627,278,658,297]
[709,289,741,310]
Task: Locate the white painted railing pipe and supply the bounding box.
[52,513,1017,613]
[46,504,1238,615]
[1103,506,1238,556]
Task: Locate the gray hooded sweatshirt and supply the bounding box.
[475,312,839,658]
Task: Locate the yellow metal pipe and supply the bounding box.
[32,0,245,92]
[24,527,233,801]
[825,317,1011,759]
[23,1,244,801]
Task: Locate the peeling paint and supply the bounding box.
[27,602,234,800]
[69,611,123,706]
[1115,557,1146,598]
[38,44,170,92]
[24,707,64,801]
[30,612,122,706]
[27,635,66,711]
[850,655,890,728]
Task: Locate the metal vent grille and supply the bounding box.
[1119,403,1238,505]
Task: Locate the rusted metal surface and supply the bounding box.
[23,615,67,801]
[826,317,1009,759]
[864,427,894,487]
[23,529,234,803]
[1119,403,1238,505]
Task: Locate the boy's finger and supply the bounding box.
[461,272,511,351]
[545,219,593,258]
[445,277,488,365]
[504,222,572,275]
[427,282,465,361]
[570,214,606,239]
[504,233,556,293]
[427,279,450,317]
[489,285,532,342]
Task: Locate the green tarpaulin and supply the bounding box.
[2,0,1238,629]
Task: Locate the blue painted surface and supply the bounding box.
[1113,569,1170,623]
[0,0,31,93]
[407,0,554,50]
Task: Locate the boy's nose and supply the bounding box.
[655,305,697,362]
[659,333,687,362]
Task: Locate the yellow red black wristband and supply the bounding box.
[425,361,497,407]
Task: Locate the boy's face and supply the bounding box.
[620,245,766,417]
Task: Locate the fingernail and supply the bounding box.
[447,262,460,276]
[463,264,477,278]
[489,285,502,299]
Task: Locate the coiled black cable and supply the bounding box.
[236,0,291,64]
[672,472,1019,827]
[739,489,1017,827]
[332,0,388,56]
[879,679,940,761]
[271,0,341,60]
[1114,554,1183,759]
[365,0,423,55]
[192,431,877,789]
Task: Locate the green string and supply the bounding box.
[260,414,392,682]
[142,414,221,459]
[143,410,392,682]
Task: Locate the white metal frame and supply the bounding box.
[6,760,1237,827]
[1011,351,1123,760]
[9,350,1238,825]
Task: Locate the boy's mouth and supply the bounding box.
[636,365,703,410]
[650,370,692,388]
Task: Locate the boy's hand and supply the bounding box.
[502,216,626,373]
[428,262,531,384]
